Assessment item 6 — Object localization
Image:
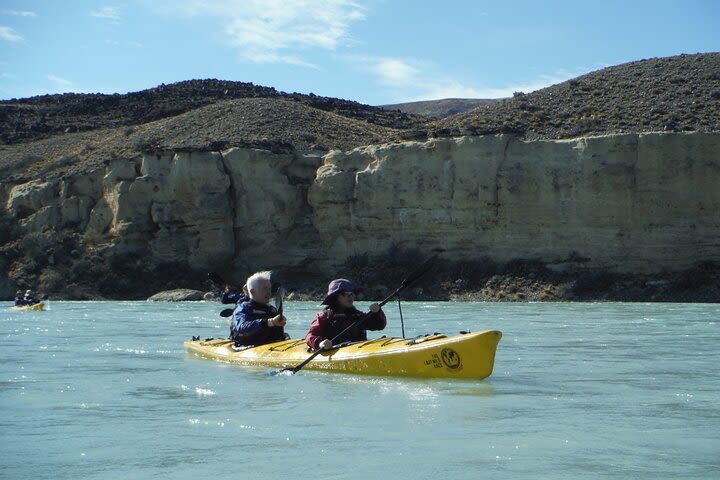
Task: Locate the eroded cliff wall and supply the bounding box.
[310,133,720,272]
[3,132,719,291]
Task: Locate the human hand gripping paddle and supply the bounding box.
[281,255,437,375]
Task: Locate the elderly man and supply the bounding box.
[231,271,287,347]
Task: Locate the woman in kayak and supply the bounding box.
[305,279,386,351]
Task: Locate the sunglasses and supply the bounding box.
[340,291,355,298]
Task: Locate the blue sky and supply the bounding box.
[0,0,717,104]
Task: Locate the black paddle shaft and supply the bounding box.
[285,255,437,374]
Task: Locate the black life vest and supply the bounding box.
[324,307,368,344]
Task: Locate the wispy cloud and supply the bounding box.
[91,6,121,23]
[47,74,74,92]
[0,26,23,42]
[357,55,587,102]
[420,72,584,101]
[166,0,366,66]
[1,9,37,17]
[371,57,420,87]
[105,39,144,48]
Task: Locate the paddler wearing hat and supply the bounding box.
[305,279,386,351]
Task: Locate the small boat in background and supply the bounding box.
[10,302,46,312]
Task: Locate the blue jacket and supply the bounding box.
[231,300,285,346]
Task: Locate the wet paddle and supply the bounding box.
[282,255,437,375]
[275,286,285,317]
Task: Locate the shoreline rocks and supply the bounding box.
[147,289,206,302]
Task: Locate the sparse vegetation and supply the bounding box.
[433,53,720,140]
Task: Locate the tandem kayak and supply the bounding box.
[184,330,502,379]
[10,302,46,312]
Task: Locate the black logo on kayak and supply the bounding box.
[441,348,461,369]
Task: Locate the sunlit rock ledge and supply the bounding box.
[4,131,719,280]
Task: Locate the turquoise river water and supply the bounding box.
[1,301,718,479]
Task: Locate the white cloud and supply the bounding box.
[47,74,74,92]
[357,55,587,102]
[1,9,37,17]
[420,72,582,101]
[371,58,420,87]
[91,6,121,22]
[0,26,23,42]
[165,0,366,65]
[104,39,145,48]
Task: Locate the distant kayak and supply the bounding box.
[185,330,501,379]
[10,302,46,312]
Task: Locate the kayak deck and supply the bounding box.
[184,330,501,379]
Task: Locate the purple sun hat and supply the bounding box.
[322,278,355,305]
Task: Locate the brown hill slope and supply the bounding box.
[380,98,500,118]
[2,53,719,183]
[0,79,425,145]
[432,53,720,139]
[0,97,405,182]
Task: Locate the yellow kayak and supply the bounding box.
[10,302,46,312]
[184,330,501,379]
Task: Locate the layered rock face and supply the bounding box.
[310,132,720,273]
[4,148,324,274]
[4,132,719,285]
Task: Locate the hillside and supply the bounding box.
[2,53,719,182]
[380,98,500,118]
[0,79,425,145]
[1,53,720,302]
[0,97,406,183]
[432,53,720,139]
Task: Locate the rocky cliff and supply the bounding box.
[2,131,718,299]
[311,132,720,272]
[2,53,719,300]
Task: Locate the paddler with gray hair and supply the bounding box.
[305,279,386,351]
[231,271,287,347]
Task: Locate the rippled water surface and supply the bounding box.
[2,301,718,479]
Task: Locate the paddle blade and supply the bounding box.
[219,308,234,317]
[275,286,285,316]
